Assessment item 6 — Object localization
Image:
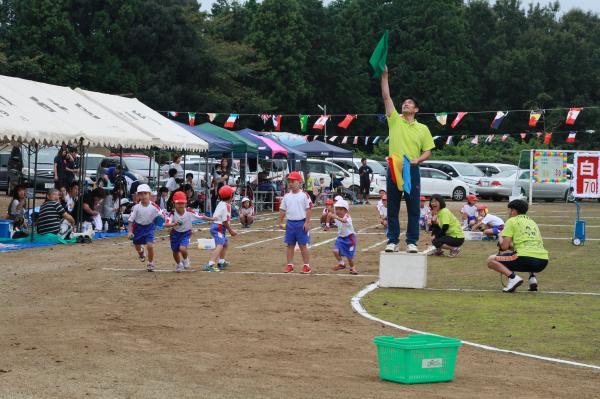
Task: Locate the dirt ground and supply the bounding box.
[1,199,599,398]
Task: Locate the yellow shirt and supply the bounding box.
[501,215,548,259]
[387,109,435,160]
[436,208,465,239]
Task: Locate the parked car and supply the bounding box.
[421,160,484,194]
[83,153,106,182]
[517,169,574,202]
[0,150,9,193]
[477,169,520,201]
[420,167,471,201]
[325,157,387,195]
[473,163,518,177]
[96,155,160,189]
[297,158,380,197]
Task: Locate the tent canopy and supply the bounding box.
[294,140,352,158]
[263,132,308,147]
[197,123,258,154]
[0,75,157,149]
[173,121,232,156]
[237,128,288,159]
[75,88,208,152]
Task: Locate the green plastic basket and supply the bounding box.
[373,334,462,384]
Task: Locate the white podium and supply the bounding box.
[379,252,427,288]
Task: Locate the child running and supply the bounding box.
[203,185,238,272]
[473,204,504,240]
[127,184,165,271]
[426,194,465,257]
[164,191,213,272]
[278,171,313,274]
[321,199,334,230]
[461,195,479,230]
[239,197,254,228]
[331,199,358,275]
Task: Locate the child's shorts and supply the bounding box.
[492,224,504,235]
[334,234,356,259]
[210,223,228,246]
[495,252,548,273]
[133,223,155,245]
[468,216,477,224]
[170,230,192,251]
[284,219,310,245]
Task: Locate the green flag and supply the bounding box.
[369,30,388,79]
[299,115,308,132]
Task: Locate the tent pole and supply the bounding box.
[205,155,211,214]
[30,142,39,242]
[183,149,187,183]
[148,148,153,191]
[26,143,32,234]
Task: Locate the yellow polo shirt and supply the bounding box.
[387,109,435,160]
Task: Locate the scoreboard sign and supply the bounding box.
[573,153,600,198]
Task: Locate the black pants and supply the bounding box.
[432,235,465,249]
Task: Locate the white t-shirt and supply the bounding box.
[376,199,384,214]
[322,208,332,217]
[212,201,232,225]
[420,204,431,218]
[280,190,312,221]
[166,177,179,192]
[170,162,184,179]
[65,194,75,214]
[379,206,387,218]
[240,206,254,216]
[482,214,504,227]
[128,202,164,225]
[335,215,355,237]
[461,204,478,218]
[168,209,206,232]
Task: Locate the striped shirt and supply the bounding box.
[37,200,66,235]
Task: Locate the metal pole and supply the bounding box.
[183,150,187,184]
[30,143,39,242]
[324,105,327,142]
[529,149,534,205]
[205,155,211,214]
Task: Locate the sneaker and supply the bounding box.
[300,265,312,274]
[385,243,399,252]
[503,275,523,293]
[349,267,359,275]
[423,245,438,255]
[182,258,191,269]
[528,276,538,292]
[284,264,294,273]
[448,247,461,257]
[218,261,230,270]
[202,263,220,272]
[175,263,184,273]
[332,263,346,271]
[406,244,418,253]
[138,249,146,263]
[146,262,155,272]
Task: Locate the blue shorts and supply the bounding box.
[210,223,228,246]
[468,216,477,223]
[133,223,155,245]
[284,219,310,245]
[492,225,504,235]
[170,230,192,252]
[335,234,356,259]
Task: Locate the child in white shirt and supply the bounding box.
[203,185,238,272]
[330,199,358,275]
[377,194,388,227]
[461,195,479,230]
[239,197,254,228]
[472,204,505,239]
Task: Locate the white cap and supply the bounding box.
[334,199,349,210]
[334,195,343,202]
[120,198,130,206]
[136,184,152,193]
[241,197,250,203]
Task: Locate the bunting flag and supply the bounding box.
[501,134,509,142]
[384,137,390,143]
[490,111,507,129]
[353,136,359,145]
[341,136,348,144]
[365,136,370,145]
[299,115,309,132]
[302,135,308,140]
[329,136,337,142]
[471,135,479,145]
[446,136,453,145]
[543,132,552,144]
[207,113,217,122]
[224,114,238,128]
[373,136,381,144]
[377,114,386,123]
[566,107,582,125]
[529,110,542,127]
[485,134,495,143]
[451,112,468,128]
[460,135,466,139]
[435,112,448,126]
[272,115,282,131]
[566,132,576,143]
[313,115,329,130]
[536,132,543,138]
[259,114,271,124]
[432,136,441,141]
[313,135,319,141]
[337,114,357,129]
[168,111,178,118]
[188,112,196,127]
[520,133,527,140]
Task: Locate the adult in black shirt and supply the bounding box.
[210,158,230,211]
[358,158,374,204]
[53,146,68,189]
[65,146,80,186]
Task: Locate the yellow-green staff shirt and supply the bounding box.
[387,109,436,160]
[436,208,465,239]
[501,215,548,259]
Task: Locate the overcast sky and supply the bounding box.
[198,1,600,14]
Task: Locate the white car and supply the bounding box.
[325,157,387,197]
[473,162,518,177]
[421,160,484,194]
[297,158,366,195]
[420,167,471,201]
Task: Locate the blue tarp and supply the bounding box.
[173,121,233,156]
[294,140,352,158]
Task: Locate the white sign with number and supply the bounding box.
[573,152,600,198]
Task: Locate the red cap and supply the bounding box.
[477,204,487,211]
[420,196,427,201]
[172,191,187,203]
[218,185,236,200]
[287,171,303,182]
[325,199,334,205]
[467,195,478,202]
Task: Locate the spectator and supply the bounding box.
[7,144,23,195]
[427,194,464,257]
[158,186,169,210]
[7,184,27,221]
[170,154,184,179]
[305,171,315,203]
[102,186,123,231]
[37,189,75,236]
[58,185,68,210]
[211,158,230,211]
[377,194,388,227]
[358,158,374,204]
[72,187,106,230]
[185,172,197,191]
[184,184,202,209]
[65,182,79,214]
[65,146,80,186]
[53,146,68,189]
[166,168,179,193]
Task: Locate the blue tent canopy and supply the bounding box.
[294,140,352,158]
[173,121,232,156]
[236,128,275,159]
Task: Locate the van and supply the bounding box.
[325,157,387,196]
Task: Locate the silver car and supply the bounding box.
[517,169,573,202]
[477,169,520,201]
[479,169,573,201]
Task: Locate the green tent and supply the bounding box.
[196,123,258,154]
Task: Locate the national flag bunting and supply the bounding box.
[168,111,178,118]
[259,114,271,124]
[272,115,282,131]
[543,132,552,144]
[485,134,495,143]
[188,112,196,127]
[566,132,576,143]
[446,136,453,145]
[373,136,380,144]
[329,136,337,142]
[365,136,370,145]
[337,114,357,129]
[224,114,238,128]
[529,111,542,127]
[341,136,348,144]
[353,136,359,145]
[313,135,319,141]
[384,137,390,143]
[471,135,479,145]
[451,112,468,128]
[490,111,507,129]
[207,113,217,122]
[566,108,582,125]
[313,115,329,130]
[536,132,543,138]
[520,133,527,140]
[501,134,509,142]
[299,115,309,132]
[435,113,448,126]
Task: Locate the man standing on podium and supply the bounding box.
[380,65,435,253]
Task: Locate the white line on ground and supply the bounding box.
[236,226,321,249]
[361,239,388,252]
[539,224,600,228]
[308,223,380,249]
[543,237,600,241]
[423,287,600,297]
[101,268,377,277]
[351,282,600,370]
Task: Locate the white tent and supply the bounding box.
[76,88,208,152]
[0,75,158,149]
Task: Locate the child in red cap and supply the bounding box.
[279,171,313,273]
[164,191,213,272]
[461,195,478,230]
[203,185,238,272]
[321,198,335,230]
[419,196,432,231]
